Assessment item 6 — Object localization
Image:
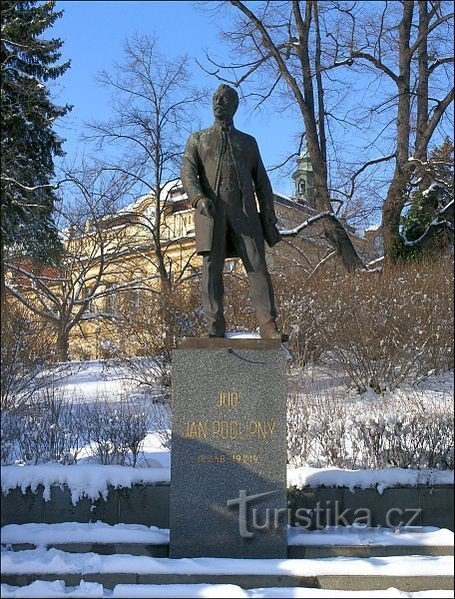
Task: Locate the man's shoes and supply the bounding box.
[203,324,226,338]
[201,332,225,338]
[260,320,283,340]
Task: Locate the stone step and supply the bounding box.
[2,522,453,558]
[1,573,454,594]
[4,542,453,559]
[289,545,454,558]
[1,548,453,592]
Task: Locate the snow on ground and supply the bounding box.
[122,431,171,469]
[1,359,453,502]
[287,525,454,546]
[1,522,170,546]
[52,361,131,403]
[2,549,453,577]
[2,523,453,548]
[2,360,453,598]
[1,581,453,598]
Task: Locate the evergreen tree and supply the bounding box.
[400,138,454,260]
[1,0,71,267]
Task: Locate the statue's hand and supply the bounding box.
[196,197,215,218]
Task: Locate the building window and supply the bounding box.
[131,288,141,309]
[298,179,306,194]
[104,285,116,314]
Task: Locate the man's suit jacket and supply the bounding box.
[180,124,281,255]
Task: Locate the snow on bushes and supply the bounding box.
[287,373,454,469]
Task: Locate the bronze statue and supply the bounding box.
[180,84,282,339]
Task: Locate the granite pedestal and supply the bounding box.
[169,338,287,558]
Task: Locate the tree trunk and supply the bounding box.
[0,245,6,314]
[381,2,414,265]
[311,162,365,271]
[382,168,409,263]
[298,2,364,271]
[415,0,429,162]
[57,328,70,363]
[229,0,365,271]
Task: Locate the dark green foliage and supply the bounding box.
[398,139,454,262]
[401,190,440,243]
[1,0,72,262]
[397,190,440,261]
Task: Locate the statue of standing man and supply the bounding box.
[180,84,283,339]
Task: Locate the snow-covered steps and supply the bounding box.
[288,525,454,558]
[1,522,169,557]
[1,581,455,598]
[1,548,453,593]
[1,581,455,599]
[2,522,453,558]
[2,523,453,593]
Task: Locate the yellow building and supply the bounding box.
[69,180,201,360]
[6,172,375,362]
[68,172,373,360]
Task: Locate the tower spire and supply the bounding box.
[291,145,314,208]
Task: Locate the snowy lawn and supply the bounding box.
[2,358,454,472]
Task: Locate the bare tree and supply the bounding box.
[4,170,139,362]
[336,0,454,262]
[84,34,207,291]
[201,1,453,265]
[200,0,365,270]
[0,299,66,412]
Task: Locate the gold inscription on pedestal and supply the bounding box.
[252,419,276,438]
[181,390,276,444]
[217,391,239,407]
[183,420,208,439]
[182,419,276,440]
[196,453,259,464]
[212,420,243,440]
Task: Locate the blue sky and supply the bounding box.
[51,0,300,195]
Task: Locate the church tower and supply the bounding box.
[292,147,315,208]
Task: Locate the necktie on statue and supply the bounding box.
[223,127,243,199]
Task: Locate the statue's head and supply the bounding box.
[212,84,239,122]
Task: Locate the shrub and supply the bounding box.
[354,391,454,469]
[0,410,20,465]
[279,257,454,391]
[287,377,454,470]
[81,393,149,466]
[13,387,85,465]
[1,301,59,412]
[102,280,206,389]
